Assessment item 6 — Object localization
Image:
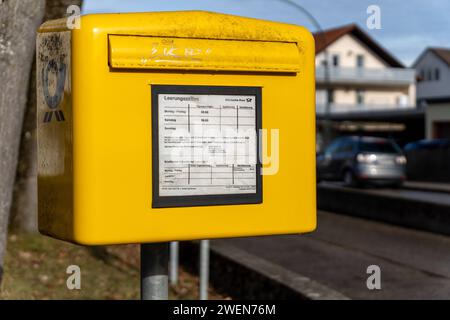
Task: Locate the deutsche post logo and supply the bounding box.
[42,59,66,123]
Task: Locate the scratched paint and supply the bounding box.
[36,29,74,238]
[37,30,72,175]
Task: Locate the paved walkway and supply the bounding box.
[216,211,450,299]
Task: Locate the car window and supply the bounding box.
[336,140,354,153]
[324,139,343,154]
[358,139,401,154]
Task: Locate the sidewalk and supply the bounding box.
[180,240,348,300]
[220,211,450,299]
[403,181,450,194]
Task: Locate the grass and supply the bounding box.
[0,232,229,300]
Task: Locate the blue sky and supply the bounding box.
[83,0,450,66]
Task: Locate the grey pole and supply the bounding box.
[141,242,169,300]
[169,241,179,286]
[278,0,332,148]
[199,239,210,300]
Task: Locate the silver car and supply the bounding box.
[317,136,406,187]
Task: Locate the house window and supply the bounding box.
[356,55,365,68]
[356,89,365,105]
[332,54,340,67]
[419,69,425,81]
[435,68,440,81]
[327,90,334,104]
[427,69,433,81]
[316,90,327,104]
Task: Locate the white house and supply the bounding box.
[413,47,450,139]
[314,24,416,115]
[313,24,420,149]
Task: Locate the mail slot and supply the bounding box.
[36,11,316,245]
[108,35,302,72]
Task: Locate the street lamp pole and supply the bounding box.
[278,0,332,148]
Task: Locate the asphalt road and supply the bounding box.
[215,210,450,299]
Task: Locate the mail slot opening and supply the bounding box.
[108,35,302,73]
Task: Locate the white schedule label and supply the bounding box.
[158,93,257,196]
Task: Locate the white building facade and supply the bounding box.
[314,24,419,149]
[315,25,416,115]
[414,48,450,139]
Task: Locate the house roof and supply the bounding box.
[413,47,450,67]
[313,24,404,68]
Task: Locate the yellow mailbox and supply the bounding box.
[37,11,316,245]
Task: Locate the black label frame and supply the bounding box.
[151,85,263,208]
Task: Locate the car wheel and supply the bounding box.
[343,170,356,187]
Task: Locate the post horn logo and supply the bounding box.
[42,59,66,123]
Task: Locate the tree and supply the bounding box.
[0,0,82,284]
[10,0,82,232]
[0,0,46,284]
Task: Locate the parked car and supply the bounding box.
[317,136,406,187]
[403,139,450,152]
[403,139,450,182]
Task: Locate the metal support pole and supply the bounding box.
[169,241,179,286]
[199,239,210,300]
[141,242,169,300]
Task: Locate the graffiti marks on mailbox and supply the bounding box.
[139,38,213,66]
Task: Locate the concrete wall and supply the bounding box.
[425,103,450,138]
[317,184,450,236]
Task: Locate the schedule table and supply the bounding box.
[157,93,258,197]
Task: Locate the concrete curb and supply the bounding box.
[179,241,349,300]
[403,182,450,194]
[317,184,450,236]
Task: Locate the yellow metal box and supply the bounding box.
[37,11,316,245]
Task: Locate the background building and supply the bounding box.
[414,47,450,139]
[314,24,420,150]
